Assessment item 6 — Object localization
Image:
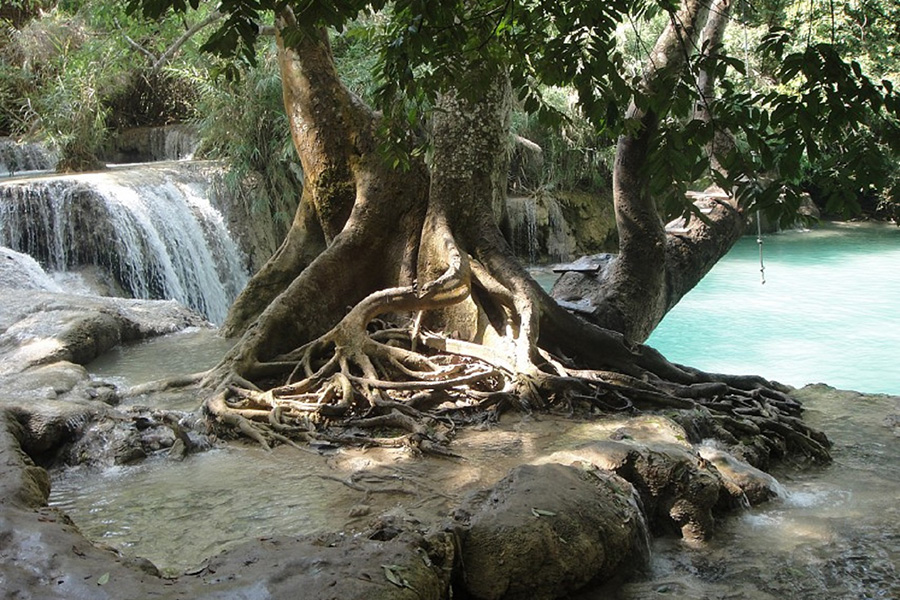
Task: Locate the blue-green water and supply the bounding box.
[647,222,900,395]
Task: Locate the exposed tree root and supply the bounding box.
[196,188,830,465]
[201,290,831,465]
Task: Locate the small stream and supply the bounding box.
[88,327,234,387]
[606,387,900,599]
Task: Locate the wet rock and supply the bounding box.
[115,439,148,465]
[0,290,207,375]
[553,440,728,543]
[5,361,89,397]
[698,444,783,505]
[2,417,52,507]
[0,247,62,291]
[453,463,649,600]
[0,138,57,175]
[882,413,900,437]
[167,437,187,461]
[5,399,102,460]
[86,382,120,406]
[101,125,199,163]
[194,532,454,600]
[61,409,203,467]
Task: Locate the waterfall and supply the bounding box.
[0,163,249,324]
[506,194,575,263]
[507,196,539,263]
[0,138,58,177]
[102,125,199,163]
[545,196,574,262]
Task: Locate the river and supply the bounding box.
[648,221,900,395]
[50,223,899,596]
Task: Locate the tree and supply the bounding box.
[126,0,896,462]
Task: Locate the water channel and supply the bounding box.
[49,223,900,596]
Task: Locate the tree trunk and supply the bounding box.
[197,3,828,466]
[211,11,429,377]
[552,0,747,342]
[664,0,746,310]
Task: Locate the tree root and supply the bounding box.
[198,241,829,465]
[202,316,831,466]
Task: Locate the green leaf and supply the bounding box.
[97,572,110,586]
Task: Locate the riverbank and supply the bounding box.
[0,248,825,600]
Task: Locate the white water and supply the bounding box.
[507,194,575,262]
[0,163,248,324]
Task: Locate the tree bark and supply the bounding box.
[196,3,828,466]
[552,0,747,342]
[214,9,428,373]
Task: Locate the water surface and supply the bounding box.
[648,222,900,395]
[606,386,900,600]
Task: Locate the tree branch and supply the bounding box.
[152,10,223,71]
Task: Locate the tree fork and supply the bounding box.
[194,11,830,467]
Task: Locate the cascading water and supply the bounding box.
[507,195,539,263]
[545,195,574,262]
[506,194,575,263]
[0,163,249,324]
[102,125,200,164]
[0,137,58,177]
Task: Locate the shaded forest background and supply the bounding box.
[2,0,899,232]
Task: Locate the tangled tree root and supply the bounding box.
[201,317,831,465]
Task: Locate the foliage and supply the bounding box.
[329,15,383,103]
[2,0,897,221]
[124,0,900,226]
[0,0,215,168]
[701,28,900,225]
[510,87,613,192]
[193,46,299,224]
[0,0,51,29]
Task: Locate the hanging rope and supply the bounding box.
[741,0,766,285]
[756,212,766,284]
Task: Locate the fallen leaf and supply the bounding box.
[531,508,557,517]
[97,572,110,586]
[382,564,409,588]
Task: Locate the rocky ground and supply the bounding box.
[0,246,801,600]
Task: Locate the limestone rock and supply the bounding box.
[0,247,62,291]
[194,532,454,600]
[698,444,783,505]
[553,440,728,543]
[453,462,649,600]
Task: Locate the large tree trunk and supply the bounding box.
[197,4,828,466]
[664,0,746,310]
[551,0,746,342]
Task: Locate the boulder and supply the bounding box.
[698,444,783,505]
[191,531,454,600]
[550,440,731,543]
[452,463,649,600]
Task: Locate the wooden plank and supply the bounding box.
[551,253,612,273]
